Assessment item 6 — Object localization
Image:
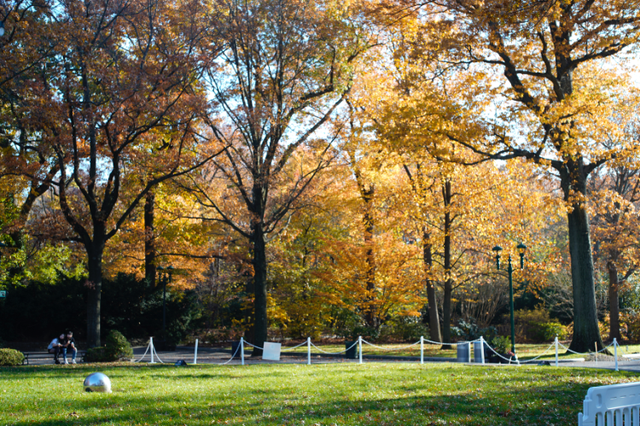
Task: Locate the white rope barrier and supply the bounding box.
[421,337,481,346]
[243,341,264,350]
[193,339,198,365]
[151,342,165,363]
[361,339,421,351]
[280,341,308,352]
[558,341,614,356]
[133,342,151,363]
[217,341,242,365]
[484,342,518,363]
[516,342,556,364]
[135,334,613,367]
[310,341,358,355]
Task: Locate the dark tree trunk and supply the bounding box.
[563,161,604,353]
[362,186,376,330]
[86,235,106,347]
[608,260,621,341]
[250,221,268,357]
[144,190,156,287]
[423,228,441,343]
[441,181,453,350]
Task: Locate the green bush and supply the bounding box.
[105,330,133,361]
[84,347,108,363]
[85,331,133,363]
[379,317,429,342]
[489,336,511,354]
[513,307,566,342]
[532,321,568,341]
[451,319,497,342]
[0,348,24,366]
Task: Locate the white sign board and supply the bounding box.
[262,342,281,361]
[0,291,6,298]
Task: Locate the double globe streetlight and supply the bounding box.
[492,243,527,357]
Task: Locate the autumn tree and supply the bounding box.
[0,0,66,252]
[375,0,640,352]
[1,0,222,346]
[590,165,640,341]
[186,0,365,353]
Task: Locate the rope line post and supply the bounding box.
[614,338,618,372]
[194,339,198,365]
[555,336,559,367]
[150,337,155,364]
[358,336,362,364]
[420,336,424,365]
[307,337,311,365]
[595,342,598,365]
[480,336,485,364]
[240,337,245,366]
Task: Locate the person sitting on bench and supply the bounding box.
[60,331,77,364]
[47,334,64,364]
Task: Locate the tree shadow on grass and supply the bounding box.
[2,371,616,426]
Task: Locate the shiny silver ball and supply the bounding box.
[83,372,112,393]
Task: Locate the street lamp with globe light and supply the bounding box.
[492,243,527,357]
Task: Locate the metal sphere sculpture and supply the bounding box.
[83,372,112,393]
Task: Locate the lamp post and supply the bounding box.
[157,265,173,340]
[492,243,527,356]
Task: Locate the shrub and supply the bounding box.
[622,312,640,342]
[512,307,566,342]
[490,336,511,354]
[451,319,497,342]
[85,347,108,363]
[378,317,429,342]
[85,331,133,363]
[105,330,134,361]
[532,321,568,341]
[0,348,24,366]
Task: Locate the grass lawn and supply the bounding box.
[1,362,638,425]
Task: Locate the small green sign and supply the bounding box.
[0,291,6,298]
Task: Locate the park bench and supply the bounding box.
[579,381,640,425]
[22,350,87,365]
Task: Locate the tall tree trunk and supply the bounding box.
[362,186,376,330]
[608,260,621,341]
[423,228,441,343]
[250,221,268,357]
[144,190,156,287]
[441,181,453,350]
[563,161,604,353]
[86,237,106,347]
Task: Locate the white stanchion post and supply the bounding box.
[614,338,618,372]
[307,337,311,366]
[150,337,155,364]
[480,336,485,364]
[420,336,424,365]
[358,336,362,364]
[194,339,198,365]
[555,336,559,367]
[240,337,245,366]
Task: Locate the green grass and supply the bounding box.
[1,362,638,425]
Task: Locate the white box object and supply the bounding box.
[262,342,281,361]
